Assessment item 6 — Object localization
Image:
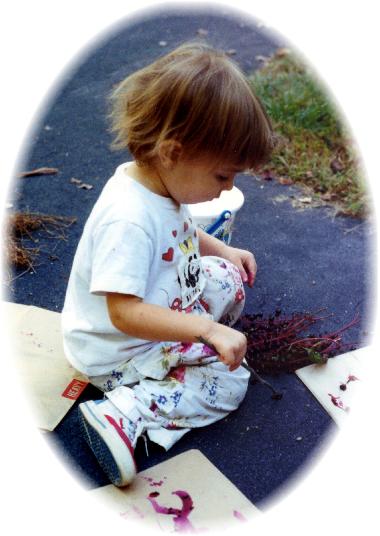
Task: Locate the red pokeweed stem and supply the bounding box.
[324,315,360,338]
[288,336,340,349]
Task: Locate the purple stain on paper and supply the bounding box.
[340,374,360,391]
[120,505,145,520]
[233,510,247,522]
[147,490,195,532]
[328,393,350,412]
[347,374,359,384]
[143,476,165,487]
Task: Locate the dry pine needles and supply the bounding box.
[4,212,76,272]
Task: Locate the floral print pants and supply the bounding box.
[89,256,250,450]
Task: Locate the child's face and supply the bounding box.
[162,156,244,204]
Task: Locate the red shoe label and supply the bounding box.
[62,379,88,400]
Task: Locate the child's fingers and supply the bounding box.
[219,354,233,370]
[249,266,257,286]
[218,353,241,371]
[229,353,244,371]
[238,263,249,284]
[243,255,257,287]
[237,262,254,287]
[228,248,257,286]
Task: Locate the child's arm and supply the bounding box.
[106,293,246,371]
[197,228,257,287]
[197,228,230,257]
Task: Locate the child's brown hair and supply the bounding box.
[108,41,273,170]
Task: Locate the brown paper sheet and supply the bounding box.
[296,347,370,426]
[89,449,259,531]
[4,301,88,431]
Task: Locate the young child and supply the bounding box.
[62,41,273,487]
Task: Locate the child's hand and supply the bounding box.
[223,246,257,287]
[204,323,247,372]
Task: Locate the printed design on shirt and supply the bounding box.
[177,234,205,308]
[199,371,220,406]
[179,237,199,287]
[162,291,208,315]
[160,218,205,308]
[168,365,186,383]
[158,290,194,314]
[159,346,180,375]
[204,258,245,304]
[235,288,244,303]
[170,297,183,311]
[162,247,174,262]
[150,378,184,410]
[199,297,210,312]
[153,389,183,410]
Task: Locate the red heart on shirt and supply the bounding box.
[162,247,174,262]
[172,230,177,237]
[184,222,189,232]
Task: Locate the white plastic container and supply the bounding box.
[188,186,245,245]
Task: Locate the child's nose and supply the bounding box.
[224,178,234,191]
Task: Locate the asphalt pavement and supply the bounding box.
[5,6,374,509]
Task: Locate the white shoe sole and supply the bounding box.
[79,400,137,487]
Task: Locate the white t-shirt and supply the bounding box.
[62,162,206,376]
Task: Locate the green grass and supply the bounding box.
[249,50,369,218]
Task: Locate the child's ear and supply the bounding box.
[158,140,183,169]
